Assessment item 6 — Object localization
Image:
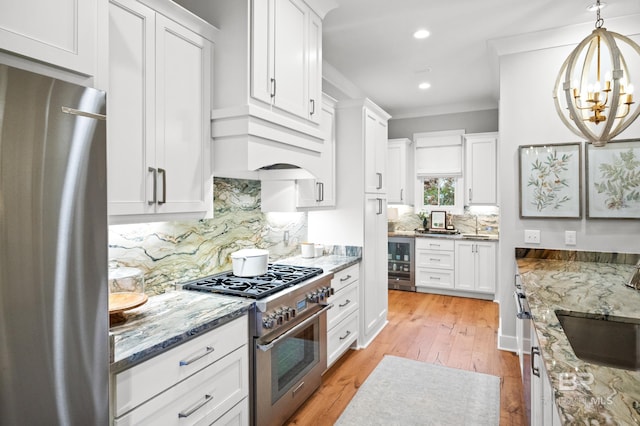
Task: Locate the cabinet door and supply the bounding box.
[307,11,322,124]
[364,110,387,193]
[466,133,497,205]
[155,15,212,215]
[108,0,156,216]
[363,194,387,341]
[0,0,97,75]
[454,241,475,291]
[296,96,335,208]
[475,242,496,293]
[250,0,275,104]
[387,142,403,203]
[272,0,308,118]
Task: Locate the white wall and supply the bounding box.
[388,109,498,139]
[496,25,640,351]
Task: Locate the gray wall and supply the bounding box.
[388,109,499,139]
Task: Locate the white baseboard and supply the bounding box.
[498,333,518,353]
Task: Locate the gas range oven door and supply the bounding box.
[253,304,331,426]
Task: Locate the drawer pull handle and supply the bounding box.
[339,299,352,308]
[339,330,352,340]
[531,346,541,378]
[179,346,214,366]
[430,258,441,261]
[430,277,441,280]
[340,275,352,282]
[178,393,213,418]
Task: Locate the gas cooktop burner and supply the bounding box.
[183,264,324,299]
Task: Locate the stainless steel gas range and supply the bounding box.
[184,264,333,426]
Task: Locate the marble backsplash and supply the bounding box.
[109,178,307,295]
[388,205,500,235]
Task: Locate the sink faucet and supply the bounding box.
[627,259,640,290]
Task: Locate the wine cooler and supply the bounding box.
[388,236,415,291]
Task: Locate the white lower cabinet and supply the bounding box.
[454,240,496,294]
[111,315,249,426]
[326,264,359,368]
[530,325,562,426]
[416,237,496,298]
[415,238,455,290]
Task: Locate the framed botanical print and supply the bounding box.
[519,143,582,218]
[586,139,640,219]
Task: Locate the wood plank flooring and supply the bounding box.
[286,290,527,426]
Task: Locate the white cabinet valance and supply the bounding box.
[414,129,464,176]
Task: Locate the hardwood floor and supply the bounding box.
[286,290,527,426]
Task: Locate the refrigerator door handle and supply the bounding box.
[61,106,106,121]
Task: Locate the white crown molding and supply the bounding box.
[389,100,499,120]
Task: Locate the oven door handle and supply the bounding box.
[513,290,532,319]
[257,304,333,352]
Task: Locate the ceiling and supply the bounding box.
[321,0,640,118]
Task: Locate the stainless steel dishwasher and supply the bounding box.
[388,236,415,291]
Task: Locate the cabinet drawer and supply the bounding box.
[331,264,359,293]
[327,311,358,367]
[327,282,358,330]
[416,250,454,269]
[114,315,248,417]
[415,238,454,251]
[115,345,248,425]
[212,398,248,426]
[416,268,454,289]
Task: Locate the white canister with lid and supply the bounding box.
[300,243,315,258]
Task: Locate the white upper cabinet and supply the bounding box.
[0,0,99,76]
[364,109,389,194]
[297,94,336,208]
[174,0,336,172]
[107,0,215,222]
[464,132,498,205]
[387,138,413,204]
[252,0,318,122]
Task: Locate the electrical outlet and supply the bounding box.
[524,230,540,244]
[565,230,577,245]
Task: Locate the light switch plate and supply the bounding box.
[565,230,577,245]
[524,229,540,244]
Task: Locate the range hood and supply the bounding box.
[211,105,324,180]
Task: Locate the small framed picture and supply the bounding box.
[519,143,582,219]
[429,211,447,230]
[586,139,640,219]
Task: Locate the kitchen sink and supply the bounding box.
[461,233,491,239]
[555,310,640,370]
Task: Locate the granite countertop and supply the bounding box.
[517,258,640,425]
[109,253,360,373]
[388,230,499,241]
[109,291,253,373]
[274,254,361,273]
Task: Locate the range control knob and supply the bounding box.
[282,307,291,321]
[308,292,319,303]
[263,317,274,329]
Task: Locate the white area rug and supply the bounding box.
[335,355,500,426]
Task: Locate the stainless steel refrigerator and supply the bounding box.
[0,64,108,425]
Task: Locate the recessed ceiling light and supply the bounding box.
[419,82,431,90]
[586,2,607,12]
[413,29,430,39]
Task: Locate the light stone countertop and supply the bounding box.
[388,230,499,241]
[109,291,252,372]
[517,258,640,425]
[109,253,361,373]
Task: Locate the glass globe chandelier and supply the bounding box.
[553,0,640,147]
